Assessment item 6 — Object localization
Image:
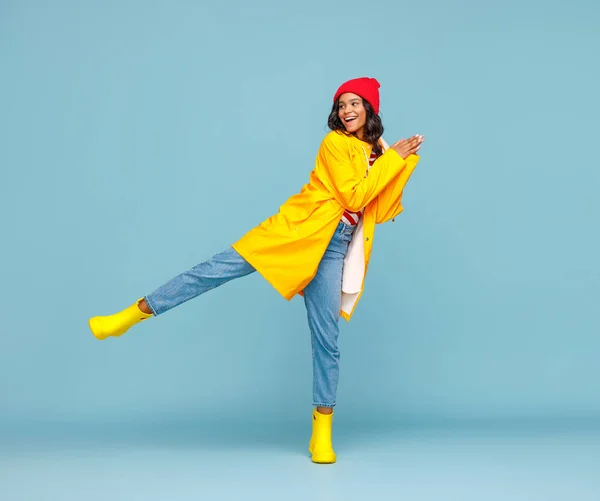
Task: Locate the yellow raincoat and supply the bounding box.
[232,130,419,321]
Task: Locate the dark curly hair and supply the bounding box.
[327,97,384,156]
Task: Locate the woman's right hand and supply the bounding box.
[390,135,424,159]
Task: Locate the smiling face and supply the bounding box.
[337,92,367,140]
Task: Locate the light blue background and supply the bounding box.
[1,0,599,432]
[3,2,600,499]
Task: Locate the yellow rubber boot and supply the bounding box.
[308,409,336,464]
[88,298,152,340]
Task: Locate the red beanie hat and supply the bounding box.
[333,77,381,115]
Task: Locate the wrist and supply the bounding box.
[388,148,405,160]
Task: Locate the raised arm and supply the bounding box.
[317,132,420,212]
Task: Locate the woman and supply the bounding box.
[88,77,424,464]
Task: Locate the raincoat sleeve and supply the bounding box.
[373,154,420,224]
[318,132,408,212]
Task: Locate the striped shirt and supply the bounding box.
[341,147,380,226]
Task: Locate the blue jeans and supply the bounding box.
[144,221,355,407]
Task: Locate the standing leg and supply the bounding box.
[88,247,255,340]
[304,246,344,410]
[304,222,353,464]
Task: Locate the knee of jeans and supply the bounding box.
[315,341,339,358]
